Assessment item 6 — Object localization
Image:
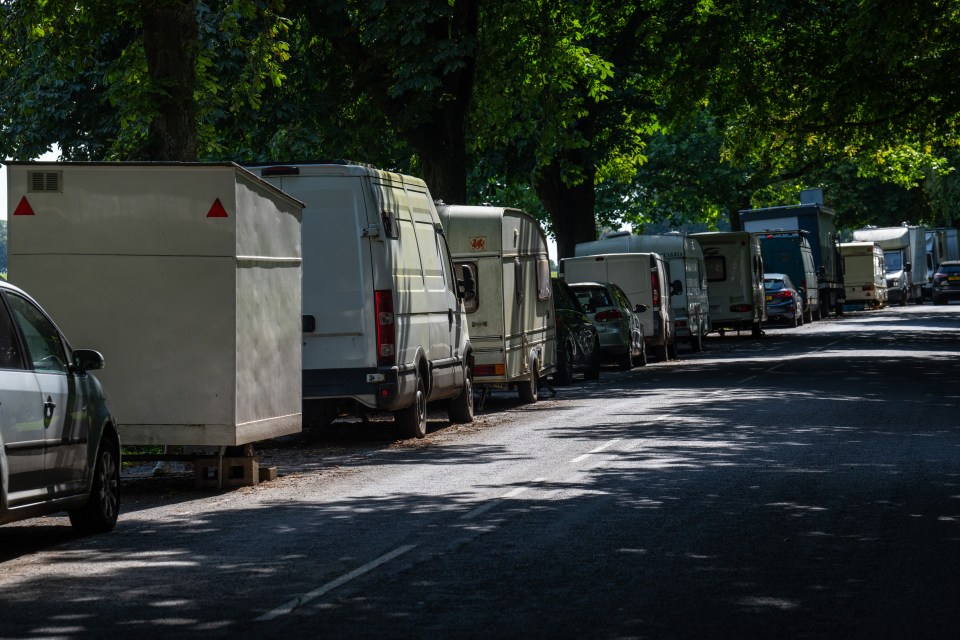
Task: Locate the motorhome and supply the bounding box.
[691,231,766,337]
[840,242,887,309]
[437,205,555,404]
[574,232,709,351]
[756,231,820,322]
[852,225,926,305]
[561,252,677,360]
[255,163,474,439]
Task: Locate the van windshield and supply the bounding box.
[883,251,903,272]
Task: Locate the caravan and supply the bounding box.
[575,232,709,351]
[438,205,555,403]
[691,232,766,337]
[840,242,887,309]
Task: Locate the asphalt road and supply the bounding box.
[1,305,958,639]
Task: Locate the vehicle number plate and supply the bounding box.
[765,295,773,302]
[949,275,960,282]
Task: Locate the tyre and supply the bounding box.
[583,339,601,381]
[790,313,798,328]
[554,345,574,386]
[517,364,539,403]
[447,365,474,424]
[899,291,907,306]
[751,321,762,337]
[635,339,648,367]
[617,347,634,371]
[395,374,427,438]
[690,330,704,353]
[667,338,678,360]
[69,436,120,534]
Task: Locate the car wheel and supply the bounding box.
[517,364,539,403]
[583,338,601,381]
[447,364,474,424]
[636,339,648,367]
[68,435,120,535]
[790,313,798,328]
[395,374,427,438]
[617,346,634,371]
[554,344,574,386]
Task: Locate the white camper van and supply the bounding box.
[561,252,677,360]
[840,242,887,309]
[575,232,709,351]
[255,163,474,439]
[6,162,304,448]
[437,205,555,404]
[691,231,766,337]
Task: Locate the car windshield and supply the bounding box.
[764,279,786,291]
[572,287,613,309]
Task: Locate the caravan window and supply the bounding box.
[705,256,726,282]
[537,256,552,301]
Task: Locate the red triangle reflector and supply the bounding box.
[14,196,35,216]
[207,198,229,218]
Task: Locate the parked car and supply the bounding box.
[551,278,602,384]
[932,260,960,304]
[764,273,805,327]
[567,281,646,370]
[0,280,120,533]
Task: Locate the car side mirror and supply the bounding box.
[635,304,648,313]
[72,349,104,372]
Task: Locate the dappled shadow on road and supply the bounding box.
[1,308,958,637]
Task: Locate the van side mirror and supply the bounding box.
[904,262,912,273]
[635,304,648,313]
[671,280,682,296]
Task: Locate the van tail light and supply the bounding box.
[375,289,396,366]
[595,309,624,322]
[651,271,661,307]
[730,303,753,312]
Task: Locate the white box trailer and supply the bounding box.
[691,231,766,336]
[575,232,709,351]
[5,162,303,447]
[840,242,887,309]
[438,205,555,403]
[851,225,926,305]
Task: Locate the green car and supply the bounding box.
[551,278,602,384]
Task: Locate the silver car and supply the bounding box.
[568,281,647,370]
[0,280,120,533]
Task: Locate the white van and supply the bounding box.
[437,205,555,404]
[255,163,474,438]
[575,232,710,351]
[840,242,888,309]
[561,252,677,360]
[691,231,766,337]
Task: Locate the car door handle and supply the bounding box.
[43,396,56,422]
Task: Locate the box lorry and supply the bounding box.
[437,205,555,404]
[574,232,709,352]
[561,252,676,360]
[756,231,820,323]
[840,242,887,309]
[6,162,304,449]
[737,189,845,318]
[254,162,474,439]
[690,231,766,337]
[851,225,926,305]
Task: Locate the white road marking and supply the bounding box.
[255,544,417,621]
[571,438,622,463]
[459,478,545,520]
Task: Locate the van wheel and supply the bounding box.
[395,375,427,438]
[583,339,601,380]
[751,321,763,337]
[555,345,574,386]
[517,365,539,404]
[667,338,678,359]
[448,366,474,424]
[690,331,704,353]
[69,436,120,534]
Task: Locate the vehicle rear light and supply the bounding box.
[862,285,875,292]
[651,271,660,307]
[934,273,948,282]
[375,289,396,367]
[730,304,753,312]
[475,363,505,376]
[773,290,793,299]
[595,309,624,322]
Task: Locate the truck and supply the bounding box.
[755,230,820,323]
[574,232,710,352]
[851,225,926,305]
[737,189,845,318]
[437,205,555,405]
[6,161,304,453]
[840,242,887,309]
[690,231,766,337]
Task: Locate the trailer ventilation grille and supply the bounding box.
[28,171,62,193]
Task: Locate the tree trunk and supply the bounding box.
[535,158,598,260]
[142,0,199,161]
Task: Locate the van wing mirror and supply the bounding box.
[904,261,912,273]
[635,304,648,313]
